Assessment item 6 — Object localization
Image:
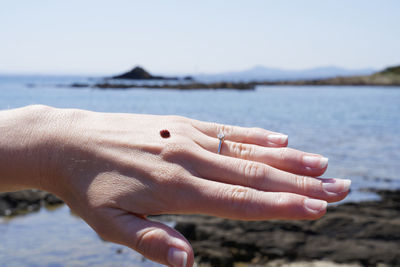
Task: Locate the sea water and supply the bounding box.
[0,76,399,266]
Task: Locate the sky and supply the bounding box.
[0,1,399,75]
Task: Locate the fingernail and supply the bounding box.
[304,198,327,212]
[322,178,351,194]
[267,134,288,145]
[168,247,188,267]
[302,156,328,169]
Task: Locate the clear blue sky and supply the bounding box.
[1,1,399,75]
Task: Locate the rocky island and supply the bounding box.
[71,66,253,90]
[113,66,191,80]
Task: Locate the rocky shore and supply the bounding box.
[1,189,399,266]
[71,81,255,90]
[159,190,400,266]
[0,190,63,216]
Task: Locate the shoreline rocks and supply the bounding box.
[157,190,400,266]
[0,190,63,216]
[68,78,400,91]
[70,81,255,90]
[1,189,399,266]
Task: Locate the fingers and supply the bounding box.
[193,150,350,203]
[197,133,328,176]
[94,209,194,267]
[191,119,288,147]
[180,178,327,220]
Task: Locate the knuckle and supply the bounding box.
[250,126,262,136]
[243,161,258,177]
[153,164,187,186]
[135,227,164,255]
[218,123,234,136]
[241,161,267,187]
[294,175,309,194]
[167,115,193,132]
[236,161,267,189]
[231,142,253,160]
[273,193,292,209]
[166,165,187,181]
[223,186,252,212]
[279,147,290,161]
[160,142,194,162]
[167,115,188,123]
[247,127,263,139]
[243,128,252,139]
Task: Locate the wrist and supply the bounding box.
[0,105,63,192]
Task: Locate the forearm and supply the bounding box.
[0,105,58,192]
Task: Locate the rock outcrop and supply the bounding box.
[2,188,399,266]
[112,66,179,80]
[157,190,400,266]
[0,190,63,216]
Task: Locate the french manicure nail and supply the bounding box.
[304,198,327,212]
[168,247,188,267]
[302,156,328,169]
[322,178,351,194]
[267,134,288,145]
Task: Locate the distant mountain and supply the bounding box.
[193,65,376,82]
[293,64,400,86]
[250,64,400,86]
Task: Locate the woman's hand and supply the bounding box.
[0,105,350,267]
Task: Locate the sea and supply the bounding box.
[0,75,399,266]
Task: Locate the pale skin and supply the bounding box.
[0,105,350,267]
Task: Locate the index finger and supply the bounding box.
[191,120,288,147]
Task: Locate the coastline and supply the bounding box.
[70,81,256,90]
[66,65,400,90]
[68,78,400,90]
[66,66,400,90]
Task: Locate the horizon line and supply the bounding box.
[0,63,389,77]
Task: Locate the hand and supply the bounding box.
[1,106,351,267]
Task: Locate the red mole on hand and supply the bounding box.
[160,129,170,138]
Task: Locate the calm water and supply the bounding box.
[1,76,400,266]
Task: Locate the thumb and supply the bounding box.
[98,211,194,267]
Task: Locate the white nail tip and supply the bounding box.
[322,179,351,194]
[341,179,352,192]
[320,157,329,169]
[167,247,188,267]
[268,134,288,144]
[302,156,328,169]
[304,198,327,212]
